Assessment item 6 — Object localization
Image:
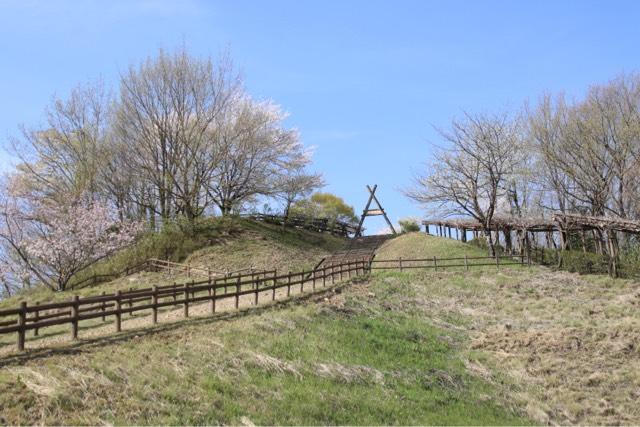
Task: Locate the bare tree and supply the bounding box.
[276,168,325,220]
[8,80,111,204]
[206,98,308,215]
[406,112,521,255]
[115,47,241,221]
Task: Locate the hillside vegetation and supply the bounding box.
[376,232,487,260]
[0,218,345,310]
[2,231,638,425]
[374,233,640,425]
[0,271,529,425]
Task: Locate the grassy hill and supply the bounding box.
[2,230,638,424]
[0,270,529,425]
[376,232,487,259]
[373,233,640,425]
[0,217,345,311]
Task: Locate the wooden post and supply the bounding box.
[212,283,217,313]
[254,278,259,305]
[128,287,134,316]
[300,272,304,293]
[323,266,327,287]
[33,302,40,337]
[272,270,277,301]
[183,283,189,318]
[399,257,403,272]
[433,256,438,272]
[152,286,158,324]
[235,276,240,309]
[464,255,468,271]
[17,301,26,351]
[287,272,291,297]
[71,295,79,340]
[312,270,316,290]
[115,291,122,332]
[101,291,106,322]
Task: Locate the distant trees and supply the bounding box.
[291,192,358,224]
[408,72,640,257]
[406,113,522,255]
[399,218,421,233]
[1,47,321,293]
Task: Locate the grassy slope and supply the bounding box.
[376,232,487,260]
[374,233,640,425]
[0,275,529,425]
[9,232,635,424]
[0,219,345,311]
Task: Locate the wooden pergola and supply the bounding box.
[422,213,640,277]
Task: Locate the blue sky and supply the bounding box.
[1,0,640,233]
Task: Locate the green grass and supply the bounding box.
[0,274,531,425]
[376,232,488,260]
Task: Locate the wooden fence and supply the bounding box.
[370,254,529,271]
[69,260,151,290]
[243,213,358,237]
[0,258,371,352]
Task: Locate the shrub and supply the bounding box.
[399,218,421,233]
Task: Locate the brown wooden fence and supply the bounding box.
[370,254,529,271]
[243,213,358,237]
[0,258,371,352]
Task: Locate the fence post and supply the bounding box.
[323,266,327,287]
[331,265,335,284]
[300,272,304,293]
[172,283,177,302]
[235,276,240,309]
[272,270,277,301]
[115,291,122,332]
[17,301,26,351]
[128,287,134,316]
[287,272,291,297]
[33,302,39,337]
[212,281,217,313]
[399,257,403,272]
[184,282,190,317]
[254,278,259,305]
[71,295,79,340]
[101,291,106,322]
[433,256,438,272]
[464,255,469,271]
[152,286,158,324]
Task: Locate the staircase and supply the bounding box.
[318,234,394,268]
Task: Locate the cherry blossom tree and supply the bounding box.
[0,179,142,292]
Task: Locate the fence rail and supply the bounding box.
[242,213,358,237]
[0,258,371,352]
[370,254,529,272]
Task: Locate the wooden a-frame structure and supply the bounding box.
[355,185,397,237]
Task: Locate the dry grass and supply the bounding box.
[387,267,640,425]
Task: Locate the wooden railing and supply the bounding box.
[370,254,529,271]
[243,213,358,237]
[69,260,151,290]
[146,258,259,279]
[0,258,371,352]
